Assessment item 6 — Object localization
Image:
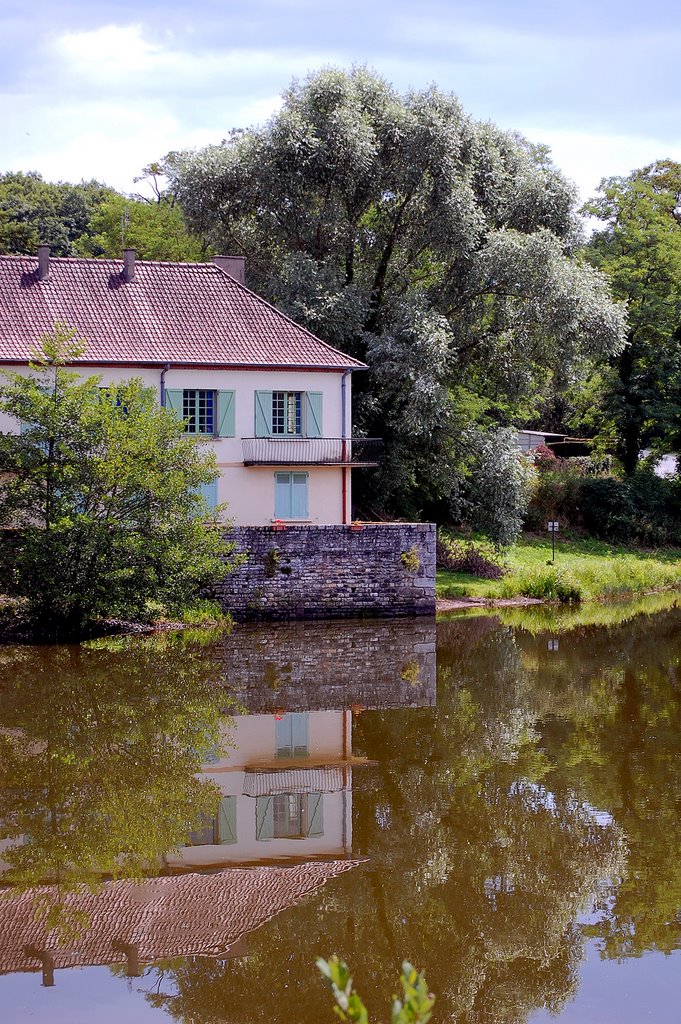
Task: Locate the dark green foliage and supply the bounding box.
[525,469,681,545]
[524,468,588,534]
[0,171,114,256]
[0,168,205,262]
[580,474,680,546]
[583,160,681,472]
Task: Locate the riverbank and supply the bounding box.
[437,535,681,604]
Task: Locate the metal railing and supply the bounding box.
[242,437,381,466]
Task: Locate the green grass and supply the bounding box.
[437,534,681,603]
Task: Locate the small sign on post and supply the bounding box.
[547,521,559,562]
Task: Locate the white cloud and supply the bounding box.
[52,23,336,96]
[520,128,681,201]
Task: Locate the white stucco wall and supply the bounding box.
[167,710,353,868]
[0,363,355,525]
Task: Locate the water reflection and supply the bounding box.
[0,618,437,995]
[0,634,226,891]
[2,603,681,1023]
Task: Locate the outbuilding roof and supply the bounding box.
[0,254,366,370]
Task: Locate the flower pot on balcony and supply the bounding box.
[349,522,365,532]
[272,521,287,532]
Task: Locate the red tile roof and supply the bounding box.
[0,255,366,370]
[0,860,360,975]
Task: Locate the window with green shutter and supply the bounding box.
[217,796,237,844]
[256,794,325,840]
[254,391,323,437]
[165,389,235,437]
[275,472,308,519]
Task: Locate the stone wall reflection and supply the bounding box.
[218,617,437,711]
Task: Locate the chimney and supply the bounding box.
[123,248,136,283]
[212,255,245,286]
[37,244,50,282]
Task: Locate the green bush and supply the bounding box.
[436,534,506,579]
[525,469,681,546]
[525,469,584,532]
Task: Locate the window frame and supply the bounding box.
[182,388,217,436]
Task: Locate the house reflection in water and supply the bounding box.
[171,618,437,871]
[172,711,356,869]
[0,617,436,986]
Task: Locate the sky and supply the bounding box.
[2,0,680,202]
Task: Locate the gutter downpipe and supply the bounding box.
[160,362,171,407]
[341,369,351,525]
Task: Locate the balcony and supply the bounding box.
[242,437,381,467]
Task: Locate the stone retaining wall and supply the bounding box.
[215,523,435,620]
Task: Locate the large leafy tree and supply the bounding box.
[166,67,626,517]
[0,324,235,635]
[0,171,113,256]
[583,160,681,472]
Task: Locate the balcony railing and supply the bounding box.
[242,437,381,466]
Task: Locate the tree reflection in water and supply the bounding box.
[3,600,681,1024]
[0,631,229,922]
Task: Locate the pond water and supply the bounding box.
[2,594,681,1022]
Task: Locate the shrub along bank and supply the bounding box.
[525,467,681,547]
[437,534,681,603]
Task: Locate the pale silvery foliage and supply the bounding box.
[463,427,536,547]
[166,67,627,519]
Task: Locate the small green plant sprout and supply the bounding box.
[317,956,434,1024]
[401,547,420,572]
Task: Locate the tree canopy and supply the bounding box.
[166,67,627,517]
[582,160,681,472]
[0,169,206,263]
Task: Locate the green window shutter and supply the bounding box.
[165,389,184,417]
[255,391,273,437]
[275,713,309,758]
[275,472,292,518]
[275,715,291,758]
[255,796,274,840]
[291,473,308,518]
[305,392,323,437]
[292,713,309,757]
[198,480,219,510]
[306,794,324,837]
[218,796,237,844]
[218,391,235,437]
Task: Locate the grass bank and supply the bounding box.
[437,535,681,603]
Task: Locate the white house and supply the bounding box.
[169,709,358,870]
[0,247,377,526]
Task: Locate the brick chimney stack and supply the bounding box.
[123,249,136,283]
[212,255,245,286]
[37,244,50,282]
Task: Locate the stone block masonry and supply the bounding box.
[215,523,436,621]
